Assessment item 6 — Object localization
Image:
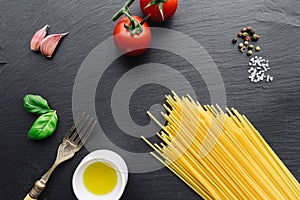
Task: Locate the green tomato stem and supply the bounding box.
[112,0,135,22]
[112,0,149,35]
[144,0,167,21]
[140,14,151,25]
[144,0,167,9]
[122,10,136,29]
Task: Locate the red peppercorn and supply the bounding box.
[245,36,250,41]
[237,32,243,37]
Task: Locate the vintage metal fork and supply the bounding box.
[24,113,96,200]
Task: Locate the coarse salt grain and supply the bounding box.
[248,56,273,83]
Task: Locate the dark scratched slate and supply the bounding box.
[0,0,299,199]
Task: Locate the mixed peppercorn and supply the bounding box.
[232,26,261,56]
[232,26,274,83]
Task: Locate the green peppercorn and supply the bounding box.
[252,34,260,41]
[255,46,261,51]
[232,38,237,44]
[243,32,248,37]
[241,28,247,32]
[249,45,254,50]
[247,50,253,56]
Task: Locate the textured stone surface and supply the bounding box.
[0,0,299,199]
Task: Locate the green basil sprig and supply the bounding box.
[23,94,59,140]
[28,111,58,140]
[23,94,53,114]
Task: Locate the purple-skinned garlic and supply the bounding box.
[40,33,68,58]
[30,25,49,51]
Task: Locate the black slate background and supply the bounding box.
[1,0,299,199]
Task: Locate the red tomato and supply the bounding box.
[113,16,151,56]
[140,0,178,22]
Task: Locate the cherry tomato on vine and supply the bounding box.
[113,16,151,56]
[140,0,178,22]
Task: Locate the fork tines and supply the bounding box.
[64,113,96,148]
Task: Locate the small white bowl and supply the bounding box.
[72,150,128,200]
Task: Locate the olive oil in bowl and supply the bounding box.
[83,161,118,195]
[72,150,128,200]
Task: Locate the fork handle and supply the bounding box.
[23,180,46,200]
[24,194,36,200]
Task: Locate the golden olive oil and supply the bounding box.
[83,161,118,195]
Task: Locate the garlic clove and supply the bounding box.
[40,33,68,58]
[30,25,49,51]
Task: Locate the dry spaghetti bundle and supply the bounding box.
[142,92,300,200]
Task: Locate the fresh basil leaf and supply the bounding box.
[23,94,53,115]
[28,111,58,140]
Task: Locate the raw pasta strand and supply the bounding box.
[142,92,300,200]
